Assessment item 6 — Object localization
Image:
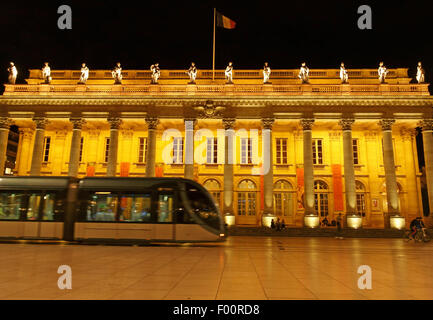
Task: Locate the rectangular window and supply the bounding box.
[173,137,183,164]
[206,137,218,164]
[276,138,288,164]
[79,137,84,162]
[119,194,152,222]
[312,139,323,165]
[138,137,147,163]
[240,138,252,164]
[86,192,117,221]
[356,193,366,217]
[352,139,359,165]
[43,136,51,162]
[104,138,110,163]
[158,193,174,222]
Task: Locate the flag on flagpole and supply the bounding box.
[216,11,236,29]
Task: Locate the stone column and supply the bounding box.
[184,118,196,179]
[223,118,236,216]
[301,119,316,220]
[339,119,357,220]
[145,118,159,177]
[262,118,275,216]
[379,119,400,228]
[420,120,433,219]
[30,117,49,176]
[17,128,33,175]
[0,118,12,175]
[68,118,86,177]
[106,117,122,177]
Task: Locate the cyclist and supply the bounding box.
[409,216,425,240]
[409,217,418,240]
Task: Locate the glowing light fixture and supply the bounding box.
[390,216,405,230]
[224,214,235,226]
[347,215,363,229]
[262,214,276,228]
[304,215,320,228]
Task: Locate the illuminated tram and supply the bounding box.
[0,176,226,242]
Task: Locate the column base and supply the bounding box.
[389,215,406,230]
[346,215,363,229]
[304,215,320,228]
[261,212,276,228]
[224,213,236,227]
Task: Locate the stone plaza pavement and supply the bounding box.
[0,236,432,300]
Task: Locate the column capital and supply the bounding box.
[400,128,417,141]
[145,117,159,130]
[338,118,355,131]
[184,118,197,130]
[222,118,236,130]
[300,118,314,130]
[107,117,122,130]
[69,118,86,130]
[262,118,274,130]
[33,117,49,130]
[19,127,34,138]
[0,117,12,129]
[378,119,395,131]
[418,119,433,131]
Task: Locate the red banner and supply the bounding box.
[86,165,95,177]
[332,164,344,211]
[155,165,164,177]
[120,162,130,177]
[260,175,264,211]
[296,167,304,209]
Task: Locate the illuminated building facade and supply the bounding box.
[1,67,432,229]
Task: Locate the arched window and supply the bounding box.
[355,180,366,217]
[237,179,257,216]
[274,180,294,222]
[314,180,329,217]
[203,179,222,208]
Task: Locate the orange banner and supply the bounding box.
[86,165,95,177]
[155,165,164,177]
[120,162,130,177]
[296,167,304,209]
[332,164,344,211]
[260,175,264,211]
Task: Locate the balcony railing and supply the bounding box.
[3,83,430,96]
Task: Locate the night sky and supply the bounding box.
[0,0,432,84]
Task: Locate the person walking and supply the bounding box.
[336,213,343,239]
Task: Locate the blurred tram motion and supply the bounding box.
[0,176,226,243]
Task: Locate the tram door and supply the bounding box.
[155,190,175,240]
[23,192,61,239]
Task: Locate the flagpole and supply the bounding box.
[212,8,216,82]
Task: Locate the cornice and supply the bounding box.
[1,96,432,107]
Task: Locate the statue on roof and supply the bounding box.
[378,61,388,84]
[263,62,271,84]
[78,63,89,84]
[112,62,122,84]
[187,62,197,84]
[7,62,17,84]
[150,63,160,84]
[42,62,51,84]
[416,61,425,83]
[340,62,348,84]
[225,62,234,84]
[298,62,309,84]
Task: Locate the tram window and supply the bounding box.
[0,192,24,220]
[27,194,41,220]
[158,194,173,223]
[41,193,56,220]
[86,192,117,221]
[185,186,220,230]
[119,194,152,222]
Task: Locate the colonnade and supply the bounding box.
[1,116,432,227]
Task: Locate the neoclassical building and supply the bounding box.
[1,67,432,229]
